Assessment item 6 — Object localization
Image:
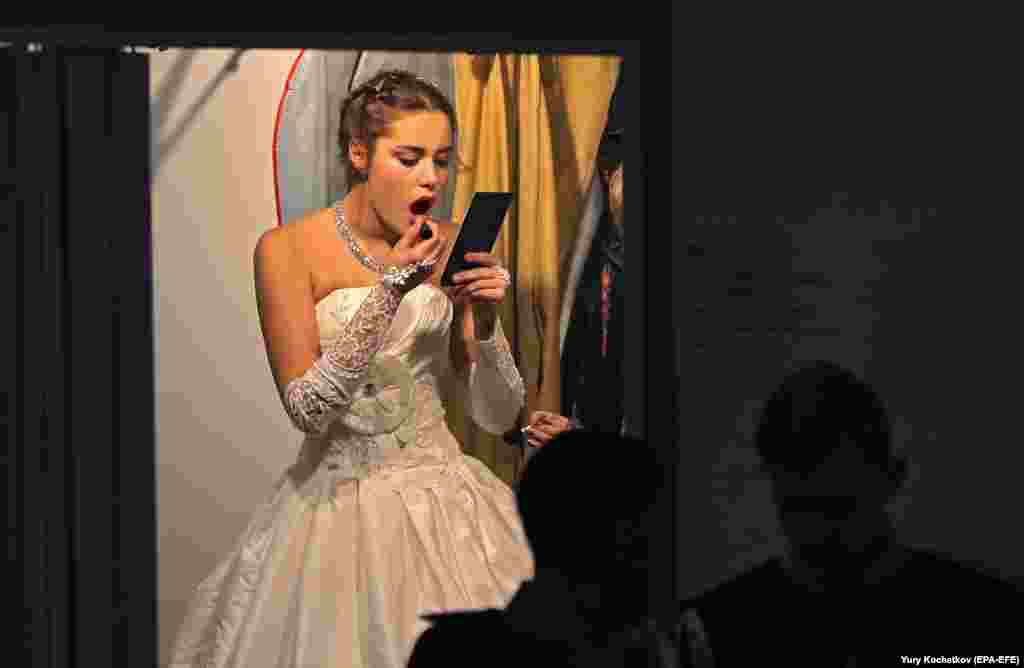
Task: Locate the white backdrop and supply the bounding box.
[152,48,305,666]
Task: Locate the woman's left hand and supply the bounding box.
[448,252,512,306]
[523,410,574,448]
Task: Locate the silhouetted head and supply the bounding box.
[515,429,662,618]
[755,361,907,575]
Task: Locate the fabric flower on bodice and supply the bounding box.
[336,354,417,449]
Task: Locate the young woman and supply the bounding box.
[168,69,534,668]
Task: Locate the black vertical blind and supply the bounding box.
[8,47,152,668]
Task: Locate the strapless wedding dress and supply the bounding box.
[168,284,535,668]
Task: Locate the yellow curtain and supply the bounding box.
[441,53,621,486]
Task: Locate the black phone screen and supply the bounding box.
[440,192,514,286]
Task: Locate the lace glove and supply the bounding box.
[279,209,447,434]
[466,315,527,434]
[281,250,438,435]
[281,282,402,434]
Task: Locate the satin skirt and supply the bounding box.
[167,421,534,668]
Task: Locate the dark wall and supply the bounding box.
[679,45,1023,598]
[681,194,1024,598]
[6,47,154,667]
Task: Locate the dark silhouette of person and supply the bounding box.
[408,429,681,667]
[677,361,1022,667]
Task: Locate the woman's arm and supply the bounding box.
[448,300,496,376]
[448,299,475,381]
[255,219,444,435]
[446,256,526,434]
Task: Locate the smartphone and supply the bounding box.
[440,192,514,287]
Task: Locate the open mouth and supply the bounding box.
[410,197,434,216]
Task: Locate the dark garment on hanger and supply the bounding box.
[561,211,625,434]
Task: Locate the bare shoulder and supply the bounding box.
[283,207,335,256]
[254,222,297,275]
[255,208,333,279]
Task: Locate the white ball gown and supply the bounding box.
[167,283,535,668]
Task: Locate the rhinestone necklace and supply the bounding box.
[335,199,391,274]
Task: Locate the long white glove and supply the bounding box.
[282,281,404,435]
[466,316,526,434]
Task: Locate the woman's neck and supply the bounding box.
[343,186,399,251]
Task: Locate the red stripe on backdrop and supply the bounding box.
[272,48,306,227]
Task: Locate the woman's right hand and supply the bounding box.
[381,216,447,295]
